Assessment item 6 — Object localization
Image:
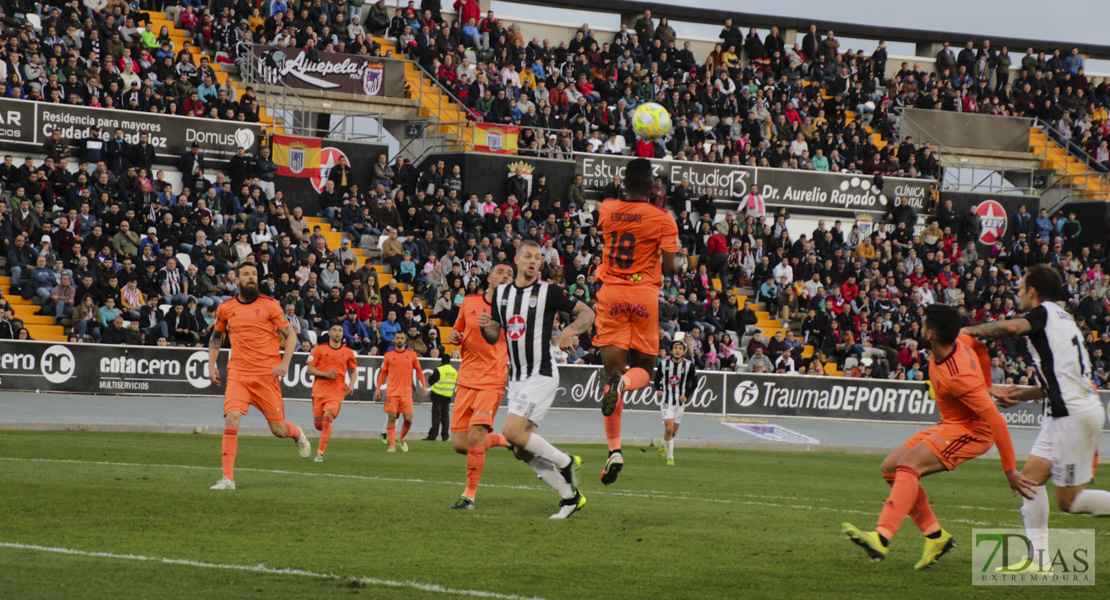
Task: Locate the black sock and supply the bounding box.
[878,534,890,547]
[925,530,942,539]
[609,449,622,456]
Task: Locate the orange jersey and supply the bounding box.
[214,295,290,376]
[597,198,679,287]
[929,335,995,429]
[307,342,358,398]
[453,294,508,391]
[377,347,427,398]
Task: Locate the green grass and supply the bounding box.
[0,431,1106,599]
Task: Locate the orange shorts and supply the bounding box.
[451,386,503,432]
[312,396,343,420]
[224,376,285,423]
[904,423,994,471]
[384,395,413,415]
[592,284,659,355]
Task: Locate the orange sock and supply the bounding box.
[882,472,939,535]
[387,424,396,447]
[282,422,302,439]
[400,421,411,440]
[604,396,623,452]
[621,367,651,391]
[484,433,508,449]
[463,445,485,499]
[877,465,926,541]
[314,420,323,431]
[221,428,237,481]
[318,415,334,455]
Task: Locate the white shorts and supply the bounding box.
[506,375,558,424]
[661,402,685,423]
[1029,406,1105,488]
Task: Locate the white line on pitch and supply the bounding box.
[0,457,1009,526]
[0,541,546,600]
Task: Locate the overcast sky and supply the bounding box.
[490,0,1110,73]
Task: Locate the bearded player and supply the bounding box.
[209,263,311,490]
[375,331,427,453]
[446,261,514,510]
[842,304,1036,569]
[594,158,679,484]
[305,323,358,462]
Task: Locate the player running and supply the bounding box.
[594,158,679,485]
[209,263,311,490]
[842,304,1035,569]
[655,337,695,467]
[305,323,357,462]
[962,265,1110,573]
[446,261,515,510]
[478,241,595,518]
[374,331,428,453]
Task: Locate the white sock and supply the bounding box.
[1021,485,1049,565]
[1069,489,1110,516]
[665,439,674,459]
[527,457,575,499]
[522,433,571,469]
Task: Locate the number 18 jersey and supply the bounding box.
[597,198,679,288]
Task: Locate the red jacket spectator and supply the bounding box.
[345,300,371,322]
[634,138,655,158]
[840,281,859,303]
[707,232,728,257]
[454,0,480,27]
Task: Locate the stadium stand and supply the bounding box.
[0,0,1108,390]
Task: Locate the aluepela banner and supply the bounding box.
[576,154,933,215]
[0,97,263,166]
[252,46,404,97]
[1,341,1103,429]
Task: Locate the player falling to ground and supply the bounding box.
[374,331,428,453]
[305,323,357,462]
[209,263,312,490]
[962,265,1110,573]
[594,158,679,485]
[655,337,695,467]
[842,304,1036,569]
[479,241,594,518]
[446,261,514,510]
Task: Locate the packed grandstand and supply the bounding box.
[0,0,1108,391]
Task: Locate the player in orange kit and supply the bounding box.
[446,261,514,510]
[594,158,679,484]
[306,323,358,462]
[842,304,1037,569]
[209,263,311,491]
[374,331,427,453]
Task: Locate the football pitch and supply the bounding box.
[0,431,1105,599]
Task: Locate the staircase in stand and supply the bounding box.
[1029,128,1110,200]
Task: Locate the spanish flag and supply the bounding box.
[473,123,519,155]
[272,134,321,178]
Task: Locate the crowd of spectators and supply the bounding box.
[0,0,268,121]
[1,1,1109,390]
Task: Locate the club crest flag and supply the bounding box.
[272,134,321,178]
[474,123,519,155]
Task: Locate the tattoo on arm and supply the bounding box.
[568,302,595,334]
[965,318,1031,339]
[209,329,225,349]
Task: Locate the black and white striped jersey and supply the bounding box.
[654,358,696,407]
[490,281,578,381]
[1023,302,1100,418]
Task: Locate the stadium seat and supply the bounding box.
[176,254,192,270]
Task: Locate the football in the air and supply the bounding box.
[632,102,672,141]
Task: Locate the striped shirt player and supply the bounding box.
[479,240,594,518]
[962,265,1110,571]
[490,280,579,407]
[654,338,695,465]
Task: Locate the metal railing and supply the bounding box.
[1033,119,1109,201]
[239,46,386,143]
[891,107,1037,195]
